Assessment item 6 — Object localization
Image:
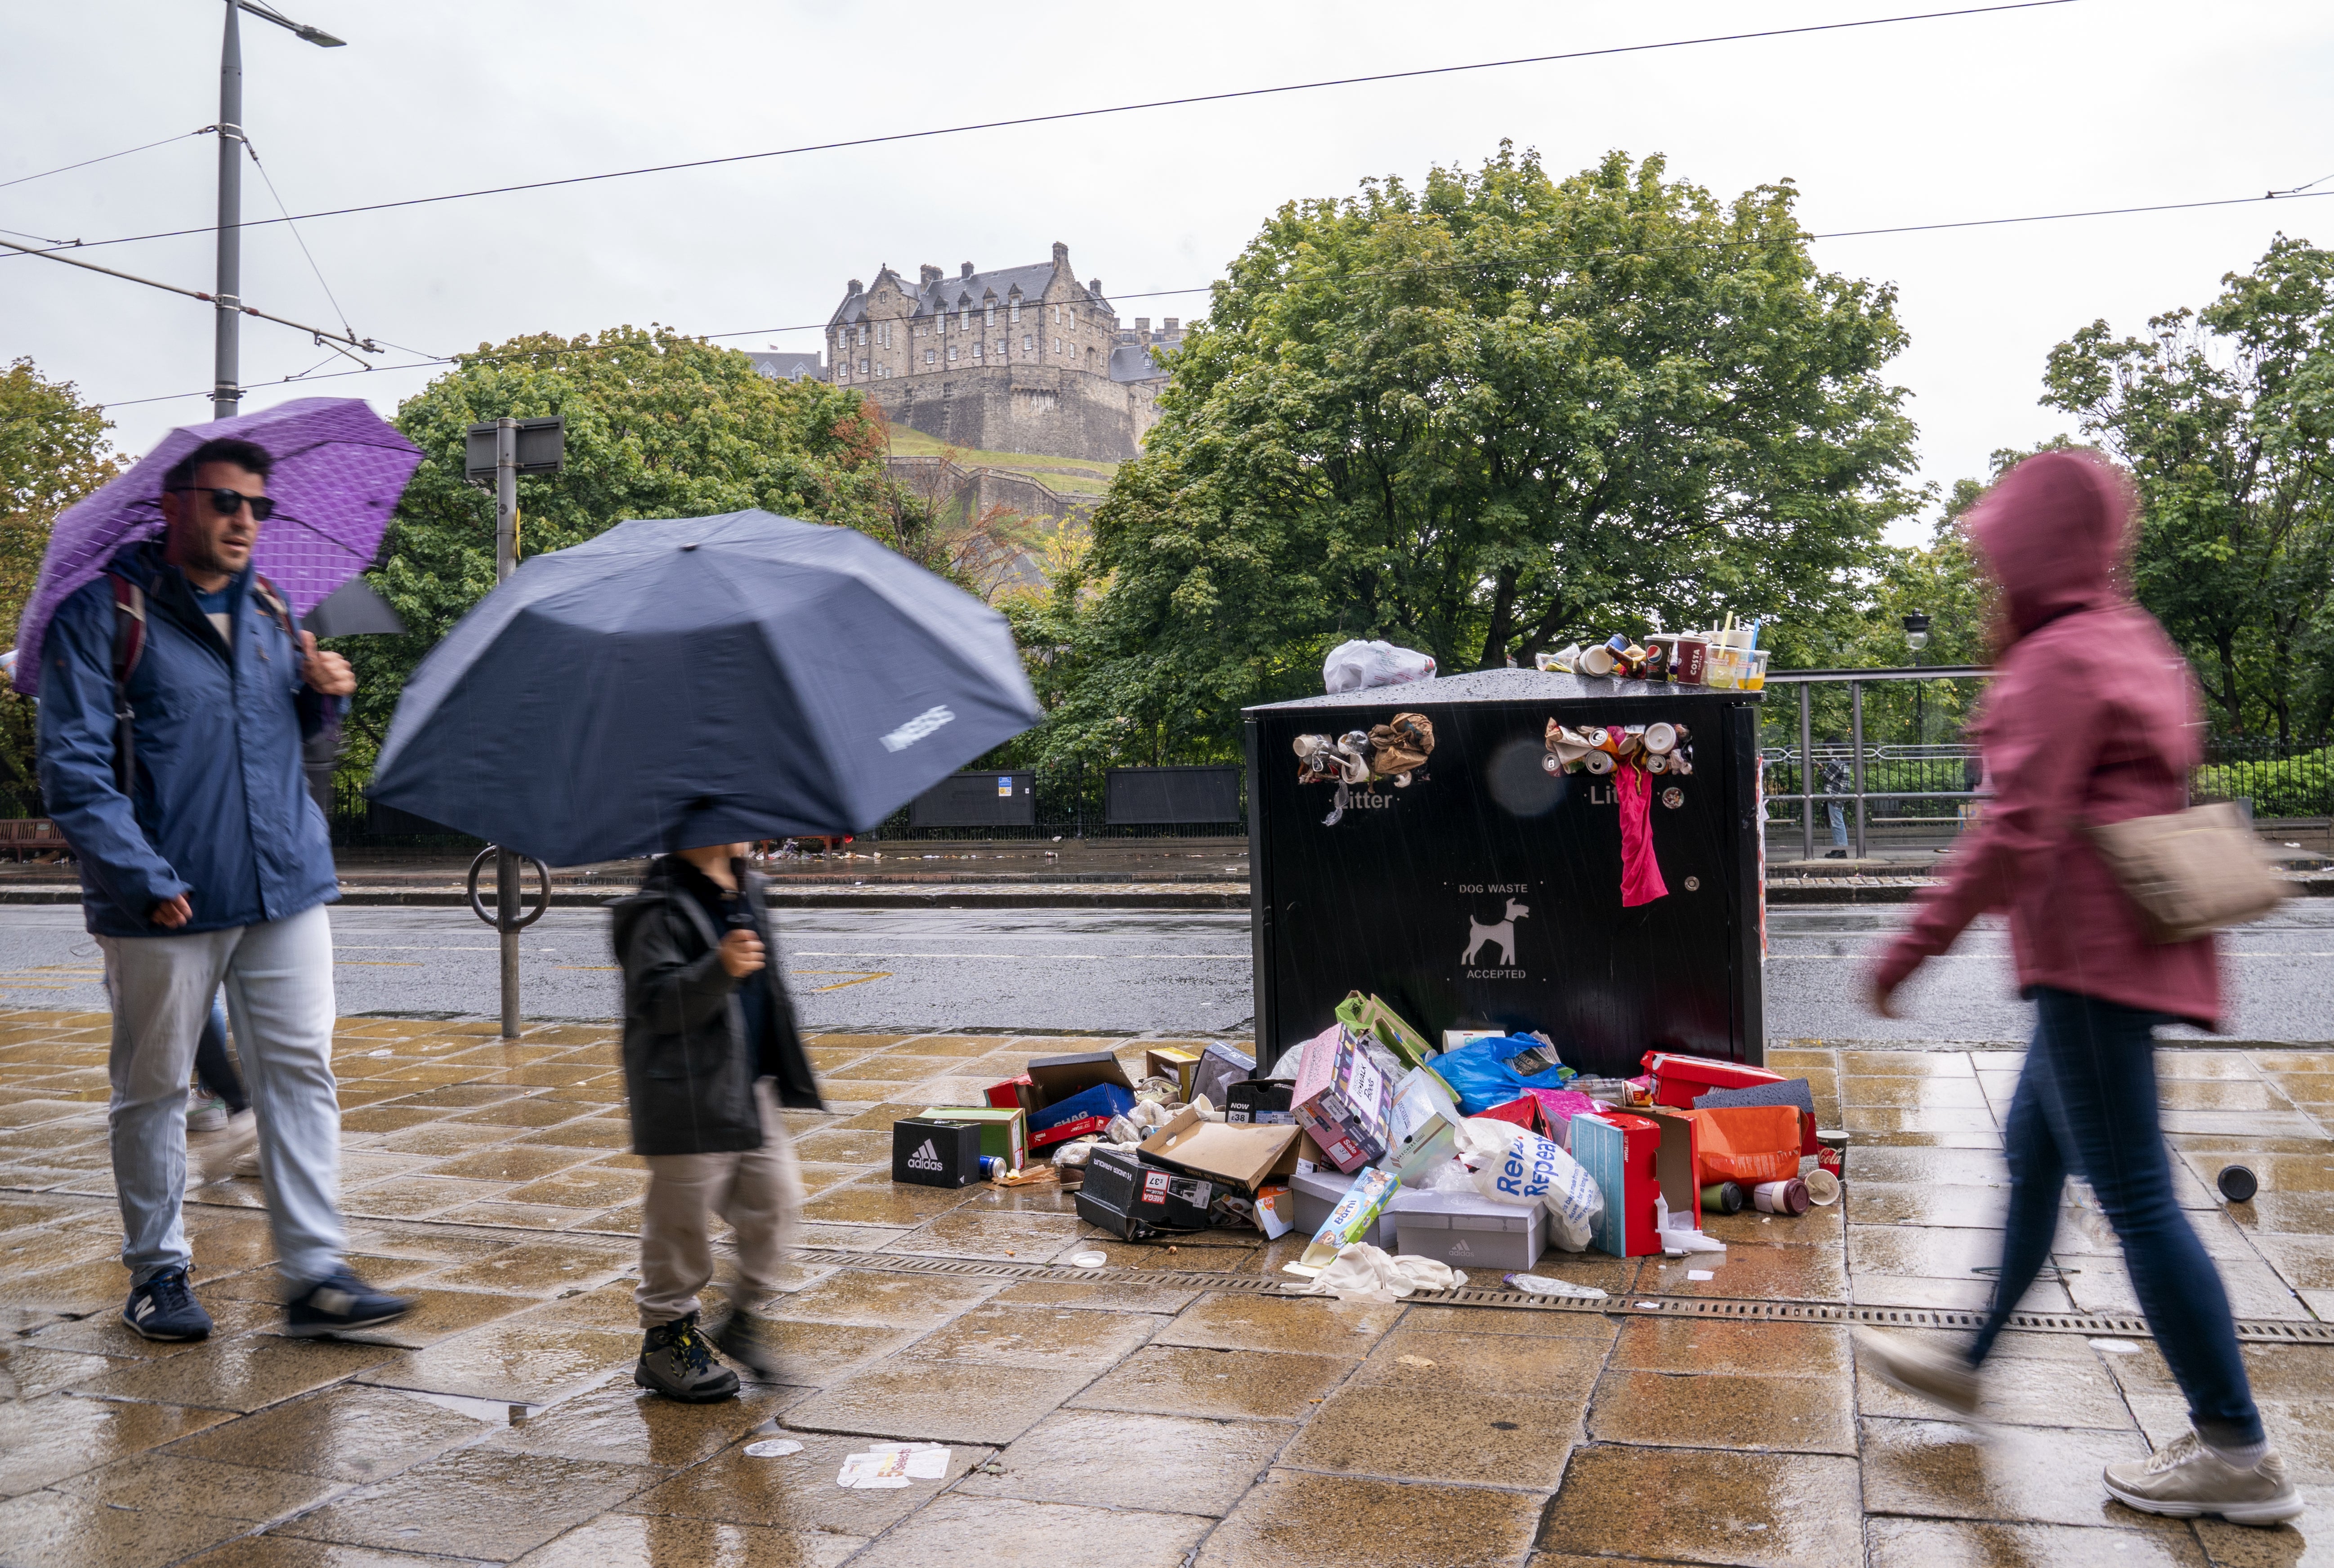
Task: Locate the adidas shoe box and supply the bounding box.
[891,1118,983,1188]
[1393,1190,1546,1270]
[1074,1147,1215,1240]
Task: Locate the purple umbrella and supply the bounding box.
[12,397,423,696]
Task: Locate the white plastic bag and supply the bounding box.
[1459,1117,1603,1253]
[1323,639,1436,695]
[1293,1242,1467,1303]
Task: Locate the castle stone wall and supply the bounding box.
[882,364,1158,461]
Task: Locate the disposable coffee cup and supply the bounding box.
[1579,645,1617,677]
[1643,722,1677,755]
[1815,1132,1848,1183]
[1700,1180,1744,1215]
[1752,1178,1810,1215]
[1802,1168,1840,1206]
[1672,638,1708,685]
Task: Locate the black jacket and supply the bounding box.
[612,858,824,1157]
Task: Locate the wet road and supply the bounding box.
[1,902,2327,1041]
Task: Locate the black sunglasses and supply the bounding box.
[172,487,276,522]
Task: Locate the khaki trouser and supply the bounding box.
[635,1078,804,1328]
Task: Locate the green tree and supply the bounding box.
[1050,145,1921,764]
[2042,237,2334,740]
[347,326,920,769]
[0,359,120,801]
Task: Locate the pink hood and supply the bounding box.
[1873,449,2219,1028]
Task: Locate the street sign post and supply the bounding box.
[465,415,565,1036]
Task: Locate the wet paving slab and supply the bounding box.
[0,1018,2332,1564]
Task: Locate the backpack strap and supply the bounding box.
[107,575,146,794]
[249,572,298,641]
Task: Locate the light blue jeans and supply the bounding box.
[100,902,344,1290]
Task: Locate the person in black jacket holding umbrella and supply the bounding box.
[613,837,824,1401]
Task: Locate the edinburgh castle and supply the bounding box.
[818,242,1184,461]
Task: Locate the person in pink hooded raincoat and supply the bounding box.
[1854,449,2297,1527]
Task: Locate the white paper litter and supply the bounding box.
[1503,1273,1608,1300]
[1066,1251,1108,1269]
[744,1438,804,1457]
[1291,1243,1467,1303]
[836,1443,950,1488]
[1686,1269,1715,1281]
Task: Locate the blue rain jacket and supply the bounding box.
[36,541,341,938]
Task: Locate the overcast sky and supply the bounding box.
[7,0,2329,545]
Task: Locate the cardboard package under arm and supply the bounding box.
[1138,1104,1302,1198]
[916,1106,1027,1170]
[1290,1025,1396,1173]
[1569,1108,1701,1257]
[1395,1189,1548,1271]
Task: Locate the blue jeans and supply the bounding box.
[192,995,247,1113]
[101,904,345,1289]
[1827,801,1848,848]
[1972,986,2262,1447]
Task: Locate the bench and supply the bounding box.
[0,819,68,861]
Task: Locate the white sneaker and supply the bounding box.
[185,1097,229,1134]
[2104,1431,2303,1526]
[1852,1327,1981,1416]
[189,1110,258,1187]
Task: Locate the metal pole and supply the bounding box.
[495,418,519,1036]
[213,0,244,419]
[1850,680,1868,861]
[1798,682,1814,863]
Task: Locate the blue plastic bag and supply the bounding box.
[1433,1036,1578,1115]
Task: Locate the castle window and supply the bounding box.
[924,349,934,365]
[1024,335,1034,354]
[984,305,995,329]
[1010,300,1020,324]
[1052,338,1061,355]
[948,346,958,361]
[860,358,870,374]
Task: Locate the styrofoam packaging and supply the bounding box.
[1395,1190,1548,1271]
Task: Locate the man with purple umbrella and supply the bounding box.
[34,433,410,1343]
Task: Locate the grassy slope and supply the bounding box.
[884,425,1120,496]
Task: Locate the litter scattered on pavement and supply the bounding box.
[743,1438,805,1457]
[837,1443,951,1489]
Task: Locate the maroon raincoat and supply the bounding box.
[1870,451,2219,1028]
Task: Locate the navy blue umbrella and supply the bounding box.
[368,510,1040,865]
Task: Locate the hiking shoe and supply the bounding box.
[713,1309,785,1380]
[285,1269,412,1339]
[635,1313,738,1403]
[188,1109,258,1187]
[1853,1328,1981,1416]
[2104,1431,2303,1526]
[186,1096,230,1133]
[122,1267,212,1341]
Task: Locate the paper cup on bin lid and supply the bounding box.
[1672,638,1708,685]
[1642,722,1678,755]
[1578,645,1617,677]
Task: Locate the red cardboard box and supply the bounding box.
[1640,1050,1785,1109]
[1569,1108,1701,1258]
[986,1074,1036,1112]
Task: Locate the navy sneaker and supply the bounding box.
[123,1267,213,1342]
[284,1269,412,1339]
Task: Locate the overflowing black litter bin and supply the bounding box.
[1243,667,1766,1079]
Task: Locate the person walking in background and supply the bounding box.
[1857,450,2297,1526]
[614,836,823,1402]
[36,436,409,1343]
[1821,751,1853,858]
[185,992,257,1187]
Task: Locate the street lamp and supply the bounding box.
[1902,609,1932,748]
[213,0,345,419]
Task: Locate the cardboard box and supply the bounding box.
[1641,1050,1785,1109]
[985,1074,1036,1112]
[1570,1108,1701,1257]
[1337,992,1436,1071]
[1291,1026,1395,1174]
[1296,1165,1402,1269]
[1388,1066,1460,1158]
[1395,1190,1547,1270]
[1145,1047,1202,1100]
[1137,1104,1301,1198]
[917,1105,1026,1171]
[1028,1082,1136,1148]
[1028,1050,1136,1105]
[1079,1147,1214,1237]
[1289,1167,1403,1249]
[1443,1028,1506,1053]
[891,1118,983,1188]
[1226,1080,1295,1125]
[1191,1042,1255,1109]
[1253,1184,1295,1240]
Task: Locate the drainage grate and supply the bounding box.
[785,1246,2334,1343]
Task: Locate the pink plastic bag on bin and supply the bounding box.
[1616,762,1669,907]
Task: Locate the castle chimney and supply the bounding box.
[960,261,975,278]
[1051,240,1069,265]
[920,264,942,286]
[847,278,863,295]
[1163,318,1179,335]
[1089,277,1102,295]
[1133,317,1149,338]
